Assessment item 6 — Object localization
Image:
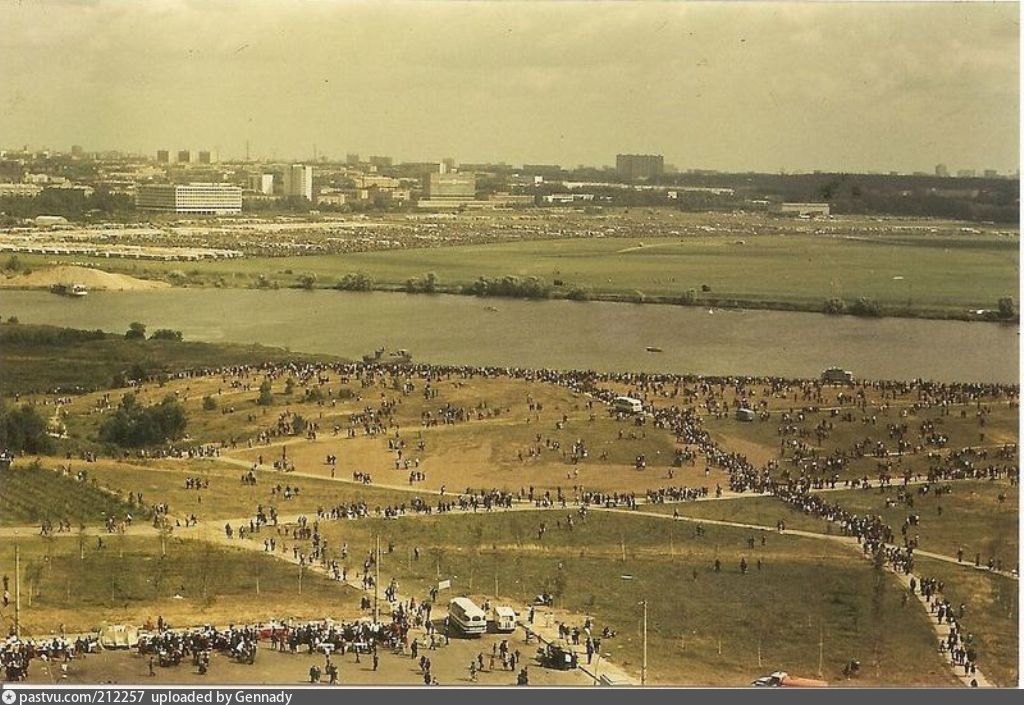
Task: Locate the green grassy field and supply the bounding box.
[822,481,1018,563]
[0,464,144,526]
[11,229,1019,318]
[78,457,430,520]
[640,496,833,534]
[281,511,953,685]
[0,536,351,637]
[913,557,1019,687]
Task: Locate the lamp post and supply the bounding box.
[641,599,648,687]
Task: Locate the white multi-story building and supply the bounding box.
[283,164,313,200]
[247,173,275,195]
[135,183,242,214]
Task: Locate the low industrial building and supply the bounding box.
[773,202,831,217]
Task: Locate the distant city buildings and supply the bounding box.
[177,150,192,164]
[616,154,664,180]
[282,164,314,200]
[198,150,212,164]
[136,183,242,214]
[956,169,976,178]
[418,168,477,209]
[247,173,275,195]
[156,150,170,164]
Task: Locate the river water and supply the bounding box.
[1,289,1017,383]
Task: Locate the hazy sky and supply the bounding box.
[1,0,1019,173]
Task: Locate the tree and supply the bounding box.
[149,329,183,341]
[997,296,1017,319]
[202,395,218,411]
[98,394,187,447]
[125,322,147,340]
[0,401,53,454]
[257,379,273,406]
[297,273,317,290]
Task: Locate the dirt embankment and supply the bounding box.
[0,265,169,291]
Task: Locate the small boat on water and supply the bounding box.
[50,283,88,297]
[645,346,663,353]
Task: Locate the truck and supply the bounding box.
[821,367,853,384]
[751,671,828,688]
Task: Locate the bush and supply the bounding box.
[464,275,550,299]
[297,273,317,290]
[680,289,698,305]
[284,377,296,395]
[292,414,308,435]
[848,298,882,317]
[405,272,439,294]
[202,395,217,411]
[304,387,326,403]
[150,329,183,341]
[336,272,374,291]
[98,394,187,447]
[823,298,847,315]
[566,285,591,301]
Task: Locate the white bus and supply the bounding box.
[492,605,518,633]
[612,396,644,414]
[449,597,487,636]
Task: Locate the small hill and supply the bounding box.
[0,265,169,291]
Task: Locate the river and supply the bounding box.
[1,289,1017,383]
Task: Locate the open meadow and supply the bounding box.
[1,350,1017,686]
[6,210,1018,319]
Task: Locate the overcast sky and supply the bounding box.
[0,0,1018,173]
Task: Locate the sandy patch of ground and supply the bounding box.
[0,265,169,291]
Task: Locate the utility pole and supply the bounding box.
[818,622,824,678]
[374,535,380,623]
[14,545,21,638]
[641,599,648,687]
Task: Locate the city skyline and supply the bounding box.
[0,1,1019,174]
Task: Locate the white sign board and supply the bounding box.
[437,579,451,591]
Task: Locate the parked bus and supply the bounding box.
[612,396,644,414]
[492,605,517,633]
[448,597,487,636]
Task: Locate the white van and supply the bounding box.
[492,605,517,633]
[612,396,644,414]
[449,597,487,636]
